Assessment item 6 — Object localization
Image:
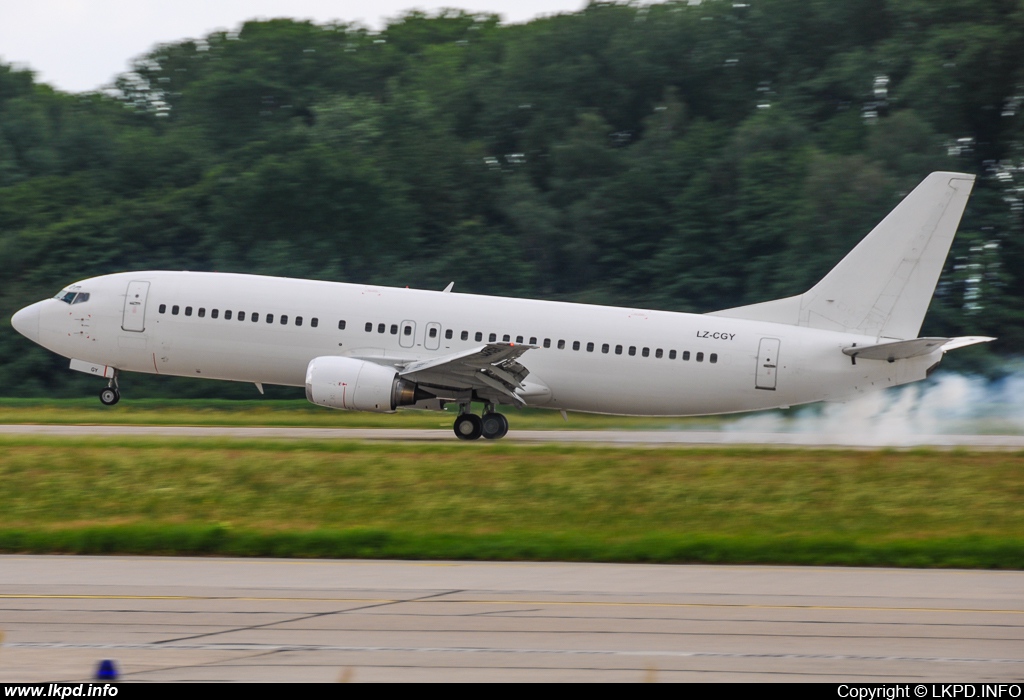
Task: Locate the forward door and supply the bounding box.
[121,281,150,332]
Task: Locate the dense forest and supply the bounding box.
[2,0,1023,397]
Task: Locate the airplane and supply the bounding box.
[10,171,993,440]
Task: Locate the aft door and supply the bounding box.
[424,322,442,351]
[121,281,150,332]
[755,337,780,390]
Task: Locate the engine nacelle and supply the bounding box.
[305,356,425,412]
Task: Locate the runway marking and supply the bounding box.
[3,641,1021,665]
[0,594,1019,615]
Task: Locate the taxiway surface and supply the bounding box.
[1,556,1021,682]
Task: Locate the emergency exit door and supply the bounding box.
[755,338,780,390]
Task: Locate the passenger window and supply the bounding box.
[185,307,192,317]
[238,312,246,321]
[159,304,166,314]
[543,338,551,348]
[365,322,373,332]
[586,342,594,352]
[503,334,510,342]
[615,345,622,355]
[475,332,483,341]
[696,352,704,362]
[311,318,319,328]
[683,351,690,360]
[445,329,453,340]
[225,310,233,320]
[642,347,650,357]
[337,320,345,330]
[572,341,580,351]
[295,317,302,326]
[602,344,609,353]
[404,325,412,336]
[516,336,523,344]
[655,348,663,358]
[557,340,565,350]
[378,323,386,333]
[172,305,179,315]
[198,308,206,318]
[461,331,469,341]
[529,337,537,345]
[211,309,219,319]
[489,333,497,342]
[710,353,718,364]
[429,328,438,338]
[390,324,398,335]
[280,315,288,325]
[628,346,636,356]
[252,313,259,322]
[266,314,274,323]
[669,350,676,359]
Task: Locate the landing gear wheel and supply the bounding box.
[481,412,509,440]
[453,413,483,440]
[99,387,120,406]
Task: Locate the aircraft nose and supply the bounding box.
[11,302,41,342]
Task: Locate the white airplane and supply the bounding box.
[10,171,993,440]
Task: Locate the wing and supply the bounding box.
[398,343,536,406]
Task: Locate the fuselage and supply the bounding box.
[11,271,939,416]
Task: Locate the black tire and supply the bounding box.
[481,412,509,440]
[99,388,120,406]
[454,413,483,440]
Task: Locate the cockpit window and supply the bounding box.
[54,289,90,305]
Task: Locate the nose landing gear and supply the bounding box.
[453,403,509,440]
[98,371,120,406]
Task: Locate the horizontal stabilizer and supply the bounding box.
[842,336,994,362]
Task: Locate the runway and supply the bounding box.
[1,557,1021,682]
[3,424,1024,448]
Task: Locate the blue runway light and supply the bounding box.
[95,659,118,680]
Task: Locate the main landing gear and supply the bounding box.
[98,371,120,406]
[453,403,509,441]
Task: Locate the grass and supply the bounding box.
[1,436,1021,568]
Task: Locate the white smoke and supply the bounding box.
[722,370,1024,442]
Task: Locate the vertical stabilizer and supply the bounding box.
[709,172,975,339]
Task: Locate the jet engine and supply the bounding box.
[305,356,430,412]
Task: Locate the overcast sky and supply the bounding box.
[0,0,589,93]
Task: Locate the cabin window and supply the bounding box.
[557,340,565,350]
[238,312,246,321]
[378,323,386,333]
[159,304,166,314]
[266,314,274,324]
[211,309,219,319]
[461,331,469,341]
[655,348,663,358]
[295,317,302,326]
[475,332,483,341]
[182,306,191,317]
[642,347,650,357]
[543,339,551,348]
[404,325,413,336]
[669,350,676,359]
[225,310,233,320]
[586,342,594,352]
[503,334,510,342]
[445,329,453,340]
[429,327,438,338]
[280,315,288,325]
[198,308,206,318]
[615,345,623,355]
[172,305,179,315]
[530,337,537,345]
[628,346,636,356]
[251,313,259,322]
[572,341,580,351]
[696,352,704,362]
[516,335,524,344]
[390,324,398,335]
[311,318,318,327]
[365,322,372,332]
[710,353,718,364]
[682,351,690,360]
[337,320,345,330]
[602,343,609,354]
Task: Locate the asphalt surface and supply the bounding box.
[1,556,1021,682]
